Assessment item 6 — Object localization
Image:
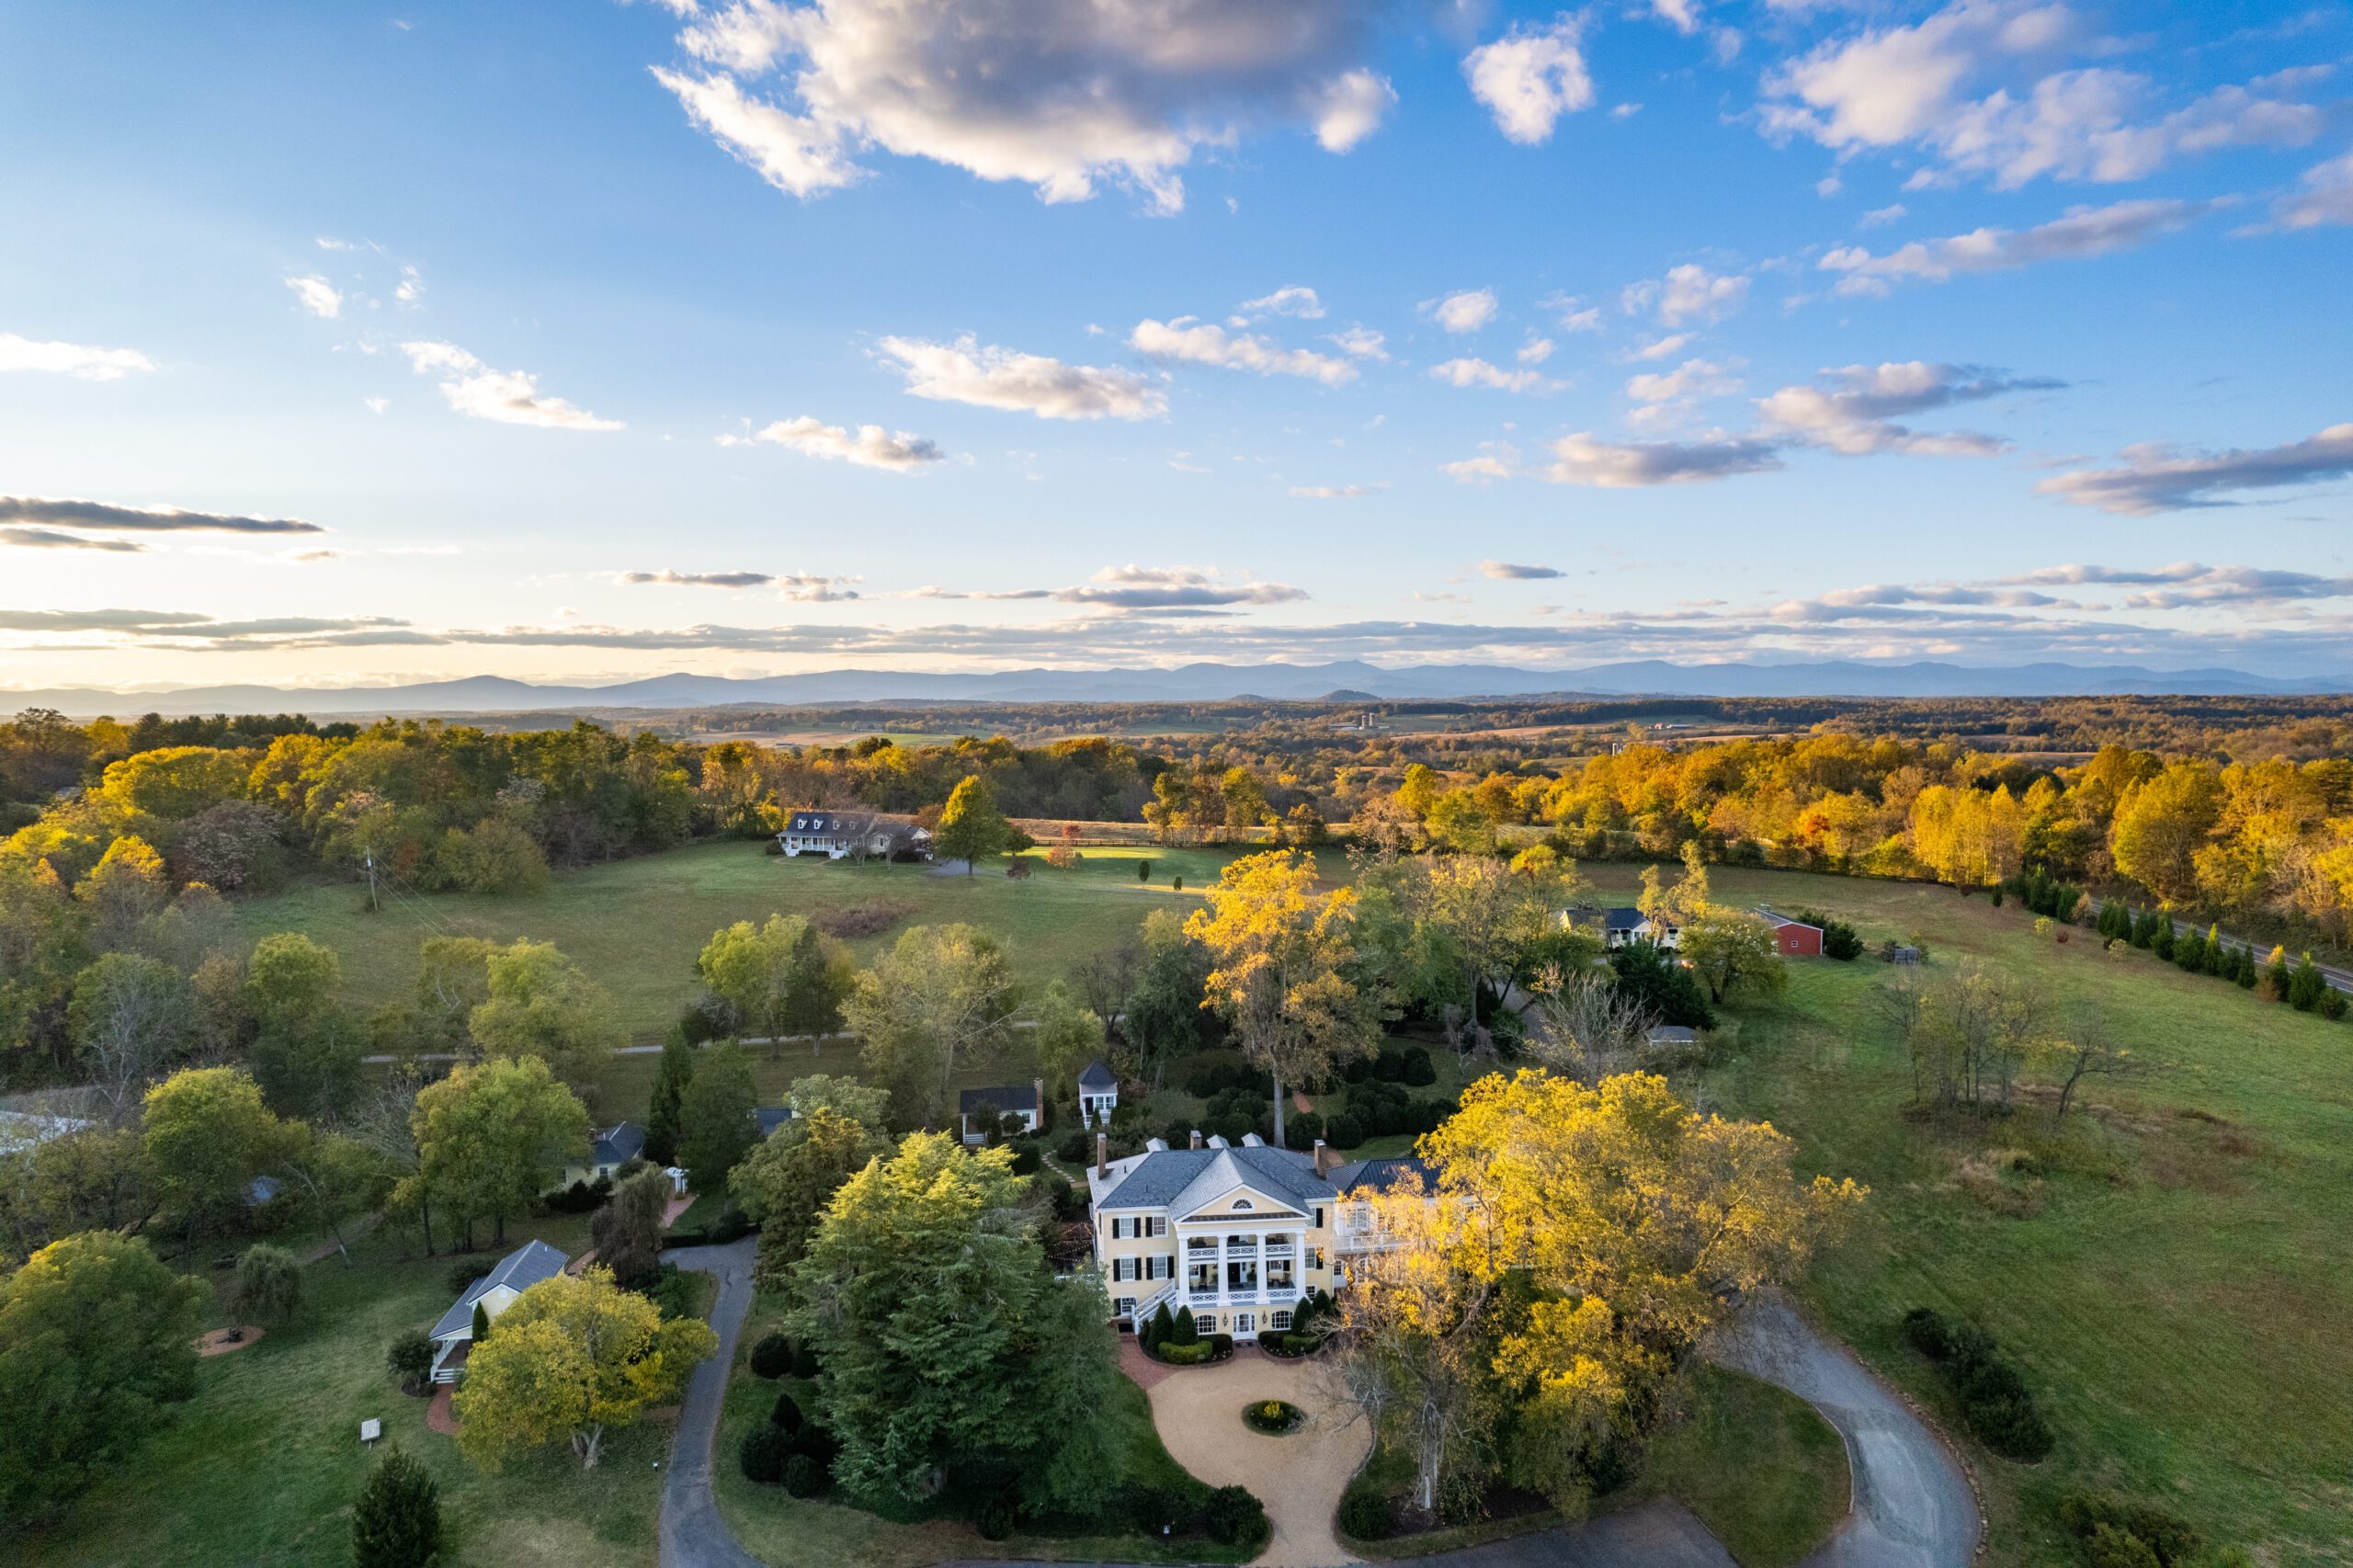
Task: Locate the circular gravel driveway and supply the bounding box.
[1135,1349,1370,1568]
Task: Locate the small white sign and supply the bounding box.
[359,1417,381,1445]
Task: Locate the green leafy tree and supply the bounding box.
[731,1106,888,1284]
[244,932,361,1118]
[1029,980,1106,1103]
[454,1267,717,1471]
[933,775,1013,875]
[787,1072,892,1128]
[677,1040,758,1194]
[233,1243,305,1324]
[0,1231,209,1521]
[70,950,196,1119]
[141,1066,301,1244]
[696,914,854,1048]
[404,1055,590,1249]
[644,1035,695,1165]
[845,924,1020,1127]
[468,940,624,1101]
[1679,910,1790,1005]
[788,1131,1124,1513]
[351,1443,442,1568]
[386,1330,436,1393]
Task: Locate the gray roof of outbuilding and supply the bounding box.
[1326,1155,1433,1196]
[1099,1144,1337,1216]
[754,1106,793,1138]
[431,1239,570,1340]
[591,1121,644,1166]
[1077,1060,1118,1090]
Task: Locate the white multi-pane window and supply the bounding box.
[1147,1216,1168,1237]
[1270,1311,1292,1331]
[1197,1314,1218,1335]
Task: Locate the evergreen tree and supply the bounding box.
[2234,947,2257,988]
[352,1444,442,1568]
[1173,1304,1198,1345]
[2289,955,2327,1012]
[2151,921,2175,960]
[645,1035,694,1165]
[2265,945,2292,1000]
[472,1301,490,1343]
[2204,925,2226,975]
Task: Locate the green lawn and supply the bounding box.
[1637,1365,1851,1568]
[22,1211,676,1568]
[233,839,1263,1039]
[711,1291,1246,1568]
[1576,866,2353,1566]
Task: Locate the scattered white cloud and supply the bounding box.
[1517,335,1555,365]
[721,414,945,471]
[1544,431,1784,486]
[1816,173,1843,198]
[623,567,861,599]
[285,275,345,318]
[1440,443,1521,484]
[394,265,425,304]
[0,332,154,381]
[362,396,390,414]
[1237,285,1325,321]
[0,495,323,537]
[657,0,1388,213]
[1998,562,2353,608]
[1060,563,1308,609]
[1481,560,1563,579]
[2036,422,2353,514]
[1622,263,1751,325]
[1630,332,1698,361]
[1463,15,1595,145]
[1545,293,1604,333]
[1649,0,1701,37]
[398,340,623,430]
[2273,149,2353,230]
[1289,483,1385,499]
[877,334,1165,420]
[1756,360,2058,455]
[1131,318,1358,385]
[1760,3,2326,190]
[1627,357,1742,406]
[1818,196,2222,294]
[1859,202,1909,228]
[1430,357,1551,392]
[1326,324,1390,361]
[1,528,145,552]
[1427,288,1500,334]
[1612,102,1643,119]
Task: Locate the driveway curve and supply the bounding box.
[661,1236,765,1568]
[1140,1351,1371,1566]
[1709,1293,1980,1568]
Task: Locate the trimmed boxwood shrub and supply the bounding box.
[1902,1305,2053,1461]
[1158,1341,1215,1366]
[791,1420,841,1466]
[770,1392,803,1433]
[1338,1482,1394,1540]
[781,1452,826,1497]
[1243,1399,1302,1434]
[748,1332,793,1379]
[978,1494,1018,1540]
[1203,1486,1269,1549]
[739,1424,790,1483]
[1323,1112,1366,1150]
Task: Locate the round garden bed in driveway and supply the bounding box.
[1135,1348,1370,1567]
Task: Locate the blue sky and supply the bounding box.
[3,0,2350,690]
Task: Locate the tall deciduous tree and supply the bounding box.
[1186,850,1375,1144]
[695,914,853,1050]
[788,1131,1122,1513]
[244,931,360,1119]
[404,1055,589,1248]
[1029,980,1106,1102]
[731,1105,888,1285]
[933,775,1013,875]
[590,1166,675,1287]
[453,1267,717,1471]
[70,951,196,1120]
[677,1040,758,1194]
[468,940,623,1103]
[141,1066,301,1243]
[0,1231,209,1521]
[845,923,1020,1127]
[1678,910,1788,1005]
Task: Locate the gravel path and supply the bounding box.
[1709,1293,1981,1568]
[659,1237,765,1568]
[1137,1349,1370,1567]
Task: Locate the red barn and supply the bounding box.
[1756,908,1824,957]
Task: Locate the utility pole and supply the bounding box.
[364,846,380,914]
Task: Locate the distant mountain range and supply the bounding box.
[7,659,2348,717]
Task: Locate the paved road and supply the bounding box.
[661,1237,765,1568]
[1711,1295,1980,1568]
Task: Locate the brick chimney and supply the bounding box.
[1096,1132,1108,1178]
[1312,1139,1334,1176]
[1189,1129,1204,1151]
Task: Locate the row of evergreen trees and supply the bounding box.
[2096,902,2347,1018]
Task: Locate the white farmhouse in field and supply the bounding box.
[777,810,931,860]
[427,1239,570,1384]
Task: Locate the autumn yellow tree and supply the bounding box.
[453,1267,716,1471]
[1186,850,1376,1144]
[1336,1070,1863,1516]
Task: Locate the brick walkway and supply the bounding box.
[426,1386,459,1436]
[1118,1335,1180,1392]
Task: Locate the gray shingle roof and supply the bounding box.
[431,1239,571,1340]
[960,1084,1038,1116]
[590,1121,644,1167]
[1077,1060,1118,1091]
[1604,905,1643,930]
[1099,1144,1338,1217]
[754,1106,793,1138]
[1326,1155,1433,1196]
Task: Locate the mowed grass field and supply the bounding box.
[24,1211,673,1568]
[232,840,1280,1039]
[1574,866,2353,1566]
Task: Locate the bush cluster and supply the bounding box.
[737,1392,838,1491]
[1243,1399,1302,1434]
[1337,1479,1394,1540]
[2102,903,2345,1019]
[1202,1485,1270,1549]
[1346,1079,1452,1141]
[1901,1307,2053,1461]
[1184,1060,1272,1099]
[1341,1043,1438,1086]
[2056,1492,2205,1568]
[1794,907,1865,960]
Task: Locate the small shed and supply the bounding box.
[959,1079,1044,1143]
[1076,1060,1119,1128]
[1643,1025,1698,1049]
[1888,945,1923,965]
